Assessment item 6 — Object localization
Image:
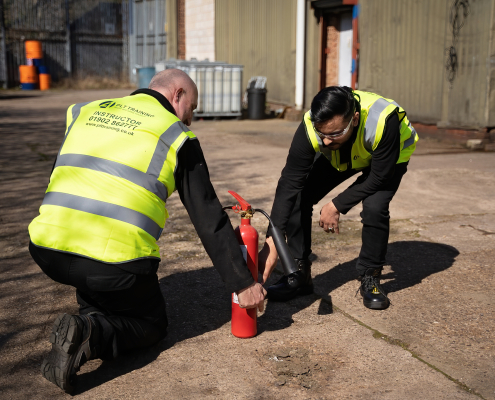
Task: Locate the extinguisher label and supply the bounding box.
[232,245,248,305]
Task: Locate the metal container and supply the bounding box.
[155,59,244,117]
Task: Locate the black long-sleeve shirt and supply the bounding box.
[269,112,401,234]
[174,137,255,293]
[128,89,254,293]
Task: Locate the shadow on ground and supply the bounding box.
[259,240,460,332]
[74,240,458,393]
[74,266,232,394]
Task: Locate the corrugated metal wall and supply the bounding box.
[72,0,128,80]
[359,0,495,128]
[441,0,495,128]
[215,0,297,105]
[0,0,128,87]
[128,0,167,80]
[359,0,447,124]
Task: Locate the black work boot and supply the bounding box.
[266,259,314,301]
[41,313,98,394]
[358,267,390,310]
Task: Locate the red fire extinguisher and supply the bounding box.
[227,190,258,338]
[224,190,299,338]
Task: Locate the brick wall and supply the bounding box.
[178,0,186,59]
[325,16,340,87]
[185,0,215,61]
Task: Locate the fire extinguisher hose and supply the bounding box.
[253,209,299,276]
[223,204,298,276]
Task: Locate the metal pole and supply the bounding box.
[154,0,159,63]
[0,0,8,88]
[122,0,129,82]
[130,0,137,83]
[294,0,306,110]
[351,5,359,90]
[143,0,148,66]
[65,0,72,77]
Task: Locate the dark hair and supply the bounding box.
[310,86,356,124]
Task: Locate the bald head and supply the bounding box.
[149,69,198,126]
[149,69,197,98]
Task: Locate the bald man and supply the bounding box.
[29,69,265,393]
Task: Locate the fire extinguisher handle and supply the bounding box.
[253,209,299,276]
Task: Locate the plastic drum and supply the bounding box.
[25,40,43,59]
[19,65,38,90]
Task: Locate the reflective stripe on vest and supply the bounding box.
[58,101,91,153]
[363,97,416,154]
[53,120,190,202]
[363,97,392,153]
[42,191,163,240]
[402,122,418,149]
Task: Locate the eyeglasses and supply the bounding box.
[313,110,356,139]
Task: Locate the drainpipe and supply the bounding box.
[0,0,7,88]
[295,0,306,110]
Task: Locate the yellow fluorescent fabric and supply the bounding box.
[47,167,168,226]
[29,94,196,263]
[304,90,418,171]
[34,206,157,261]
[61,96,176,172]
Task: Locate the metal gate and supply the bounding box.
[0,0,129,88]
[128,0,166,83]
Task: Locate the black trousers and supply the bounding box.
[286,154,408,275]
[29,242,168,359]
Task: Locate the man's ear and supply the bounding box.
[353,111,360,126]
[175,88,184,103]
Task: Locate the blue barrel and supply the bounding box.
[138,67,156,89]
[21,83,37,90]
[38,65,49,74]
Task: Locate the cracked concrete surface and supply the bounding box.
[0,90,494,399]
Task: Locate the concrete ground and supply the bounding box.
[0,89,494,400]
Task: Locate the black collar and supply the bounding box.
[130,88,177,116]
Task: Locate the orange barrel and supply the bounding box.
[19,65,38,90]
[39,74,51,91]
[25,40,43,59]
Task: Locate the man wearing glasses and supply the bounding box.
[258,86,418,310]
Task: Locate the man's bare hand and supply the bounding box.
[258,236,278,284]
[236,282,267,312]
[319,201,340,234]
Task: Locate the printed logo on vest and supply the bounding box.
[353,155,359,160]
[99,101,116,109]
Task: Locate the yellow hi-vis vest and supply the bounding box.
[304,90,418,172]
[28,94,196,263]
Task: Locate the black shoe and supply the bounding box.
[358,267,390,310]
[41,313,96,393]
[266,259,314,302]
